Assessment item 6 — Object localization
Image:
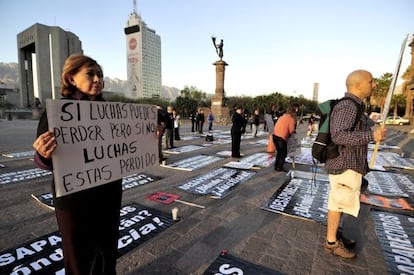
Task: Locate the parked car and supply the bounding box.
[378,116,410,125]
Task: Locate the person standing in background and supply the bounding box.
[307,113,316,136]
[32,54,122,274]
[157,106,168,163]
[197,109,205,134]
[231,106,245,158]
[165,106,175,148]
[251,108,260,138]
[190,110,197,133]
[208,111,214,131]
[173,108,181,141]
[264,107,275,153]
[273,103,299,172]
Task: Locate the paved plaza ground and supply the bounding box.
[0,118,413,274]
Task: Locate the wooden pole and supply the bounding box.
[369,34,411,169]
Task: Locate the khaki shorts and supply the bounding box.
[328,169,362,217]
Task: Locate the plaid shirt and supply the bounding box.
[325,93,374,175]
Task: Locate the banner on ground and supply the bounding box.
[180,136,200,141]
[290,170,329,182]
[286,148,385,170]
[0,202,173,275]
[365,171,414,198]
[262,176,329,224]
[238,153,274,168]
[361,194,413,212]
[160,155,223,171]
[285,148,321,166]
[31,173,161,209]
[0,168,52,185]
[249,138,268,146]
[371,210,414,275]
[224,161,255,170]
[177,167,256,199]
[368,151,414,170]
[204,251,282,275]
[46,100,158,197]
[216,151,232,157]
[2,150,35,158]
[368,143,400,151]
[209,139,232,145]
[162,144,204,154]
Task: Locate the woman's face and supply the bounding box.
[71,65,103,99]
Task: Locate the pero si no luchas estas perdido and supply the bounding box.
[46,100,158,197]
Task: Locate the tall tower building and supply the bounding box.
[124,0,161,99]
[313,82,319,103]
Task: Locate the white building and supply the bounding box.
[124,1,161,99]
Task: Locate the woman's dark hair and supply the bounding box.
[60,54,104,97]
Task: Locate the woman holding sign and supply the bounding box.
[33,54,122,275]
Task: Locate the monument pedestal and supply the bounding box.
[211,60,230,125]
[211,97,230,125]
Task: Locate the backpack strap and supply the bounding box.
[336,96,364,130]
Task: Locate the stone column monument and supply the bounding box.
[211,37,230,125]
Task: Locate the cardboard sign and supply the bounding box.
[46,99,158,197]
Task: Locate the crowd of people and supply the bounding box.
[32,53,383,273]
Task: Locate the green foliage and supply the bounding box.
[373,73,393,98]
[371,73,393,110]
[369,71,410,115]
[104,93,169,108]
[174,86,209,117]
[401,65,412,80]
[224,92,317,116]
[392,93,407,116]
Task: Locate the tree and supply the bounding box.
[175,86,207,117]
[391,93,406,116]
[401,65,413,118]
[371,73,393,114]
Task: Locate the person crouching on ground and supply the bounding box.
[272,103,299,172]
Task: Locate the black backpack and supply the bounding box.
[311,97,363,163]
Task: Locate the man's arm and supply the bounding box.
[330,101,373,146]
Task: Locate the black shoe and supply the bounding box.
[274,167,288,172]
[337,231,356,248]
[232,155,242,158]
[361,177,369,193]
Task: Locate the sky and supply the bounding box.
[1,0,413,101]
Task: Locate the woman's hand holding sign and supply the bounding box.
[33,131,56,159]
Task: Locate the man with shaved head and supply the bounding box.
[324,69,387,259]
